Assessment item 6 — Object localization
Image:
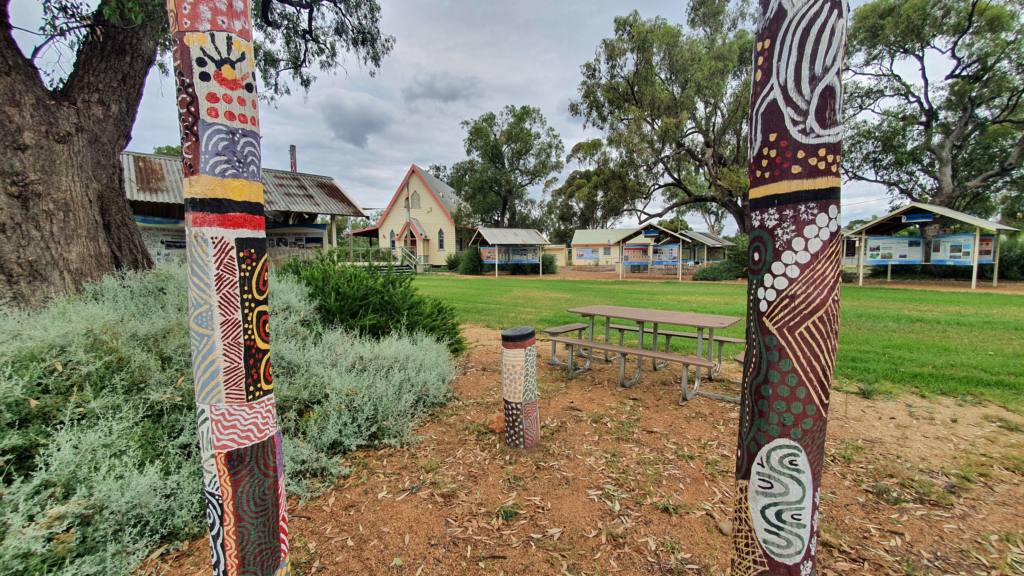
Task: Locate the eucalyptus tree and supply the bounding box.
[570,1,755,232]
[844,0,1024,222]
[0,0,394,307]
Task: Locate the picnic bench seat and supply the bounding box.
[547,336,715,405]
[607,324,744,374]
[541,323,590,367]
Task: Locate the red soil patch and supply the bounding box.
[153,325,1024,576]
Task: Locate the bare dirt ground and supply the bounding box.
[156,325,1024,576]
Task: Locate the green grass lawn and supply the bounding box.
[415,275,1024,412]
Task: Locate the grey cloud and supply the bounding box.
[402,72,484,104]
[318,92,394,148]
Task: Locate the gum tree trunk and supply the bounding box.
[731,0,847,575]
[0,0,155,308]
[164,1,290,574]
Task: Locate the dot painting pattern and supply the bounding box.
[501,332,539,449]
[167,2,289,576]
[732,0,847,575]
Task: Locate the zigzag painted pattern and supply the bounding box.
[763,234,842,417]
[213,235,246,404]
[210,396,277,451]
[188,233,223,404]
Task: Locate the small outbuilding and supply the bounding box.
[469,228,551,277]
[846,202,1019,289]
[121,151,366,265]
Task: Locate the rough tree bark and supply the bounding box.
[730,0,847,575]
[165,1,290,574]
[0,0,155,308]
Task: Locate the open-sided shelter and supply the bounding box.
[847,202,1019,289]
[614,223,736,280]
[469,228,551,277]
[122,151,366,265]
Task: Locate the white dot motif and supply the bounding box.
[757,207,841,309]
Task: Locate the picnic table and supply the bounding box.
[543,305,743,404]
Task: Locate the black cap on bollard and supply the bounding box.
[500,326,535,343]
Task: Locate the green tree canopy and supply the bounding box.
[844,0,1024,220]
[152,144,181,157]
[448,105,564,229]
[569,2,755,232]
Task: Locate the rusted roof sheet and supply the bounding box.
[121,151,366,217]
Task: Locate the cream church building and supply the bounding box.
[352,165,467,267]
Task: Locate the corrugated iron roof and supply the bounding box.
[471,228,550,245]
[847,202,1019,236]
[121,151,366,217]
[570,229,641,245]
[685,231,735,247]
[413,165,461,216]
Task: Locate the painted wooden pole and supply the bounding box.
[731,0,847,575]
[501,327,539,449]
[165,1,291,575]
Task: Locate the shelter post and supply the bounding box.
[971,227,980,290]
[678,243,683,281]
[539,246,543,278]
[887,263,891,282]
[331,215,337,248]
[993,234,1001,287]
[619,243,624,280]
[496,246,499,278]
[858,233,866,286]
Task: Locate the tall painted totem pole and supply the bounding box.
[164,1,290,575]
[731,0,847,575]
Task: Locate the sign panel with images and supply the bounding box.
[481,247,509,264]
[866,236,924,265]
[509,246,540,264]
[574,247,600,260]
[266,224,327,251]
[703,247,726,262]
[652,244,680,265]
[135,216,186,266]
[623,244,649,263]
[931,233,994,265]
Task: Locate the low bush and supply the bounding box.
[693,260,745,281]
[0,265,455,576]
[496,253,558,275]
[458,246,485,275]
[280,250,466,354]
[445,252,461,271]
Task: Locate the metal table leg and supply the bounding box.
[654,335,672,371]
[650,323,660,370]
[696,328,704,382]
[617,321,644,390]
[706,328,715,381]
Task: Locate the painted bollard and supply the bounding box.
[501,327,539,449]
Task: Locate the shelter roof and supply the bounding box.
[121,151,366,217]
[571,228,644,245]
[471,228,550,245]
[847,202,1019,236]
[684,230,735,247]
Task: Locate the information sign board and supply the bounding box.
[930,234,994,265]
[623,245,649,263]
[267,224,327,251]
[574,247,600,261]
[481,247,509,264]
[135,215,186,266]
[866,236,924,265]
[509,246,540,264]
[652,244,680,265]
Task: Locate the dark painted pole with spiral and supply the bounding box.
[164,1,291,574]
[730,0,848,575]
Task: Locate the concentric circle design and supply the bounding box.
[748,230,773,280]
[253,304,270,350]
[252,253,269,300]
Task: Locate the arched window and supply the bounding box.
[438,229,445,250]
[411,191,421,209]
[390,230,396,249]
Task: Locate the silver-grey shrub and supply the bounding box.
[0,265,455,576]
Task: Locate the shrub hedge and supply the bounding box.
[280,249,466,354]
[0,266,455,576]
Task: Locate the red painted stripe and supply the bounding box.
[187,212,265,230]
[501,338,536,349]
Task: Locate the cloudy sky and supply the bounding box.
[10,0,888,234]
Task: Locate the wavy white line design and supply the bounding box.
[749,438,813,563]
[210,396,276,451]
[751,0,848,150]
[198,119,261,182]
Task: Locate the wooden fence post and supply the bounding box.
[731,0,847,575]
[165,1,290,574]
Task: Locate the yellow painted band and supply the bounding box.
[183,175,264,203]
[749,176,841,199]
